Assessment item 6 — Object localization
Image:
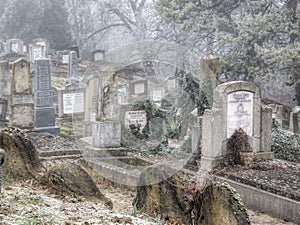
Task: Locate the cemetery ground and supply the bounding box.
[0,130,298,225]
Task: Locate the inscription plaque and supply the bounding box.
[125,110,147,131]
[63,92,84,114]
[227,91,254,138]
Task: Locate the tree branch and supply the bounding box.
[83,23,126,42]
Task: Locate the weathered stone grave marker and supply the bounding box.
[7,39,23,54]
[129,79,148,100]
[9,59,34,128]
[92,50,105,62]
[0,98,8,121]
[149,87,165,107]
[67,51,79,86]
[200,81,274,172]
[92,121,121,148]
[34,57,59,133]
[290,106,300,134]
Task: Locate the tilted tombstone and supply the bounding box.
[9,59,34,128]
[200,81,274,172]
[34,57,59,133]
[290,106,300,134]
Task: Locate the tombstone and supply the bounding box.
[67,51,79,86]
[9,59,34,128]
[60,89,85,115]
[165,76,179,92]
[289,106,300,134]
[92,50,105,62]
[92,121,121,148]
[200,81,274,172]
[129,79,148,101]
[125,110,147,131]
[149,87,165,107]
[6,39,23,54]
[0,98,8,121]
[69,46,80,59]
[34,39,50,54]
[34,57,59,133]
[29,44,45,62]
[118,84,129,104]
[269,104,283,127]
[0,61,11,96]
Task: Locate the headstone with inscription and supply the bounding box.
[200,81,273,172]
[62,91,84,114]
[34,57,59,133]
[125,110,147,131]
[9,59,34,128]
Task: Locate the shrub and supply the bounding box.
[271,124,300,163]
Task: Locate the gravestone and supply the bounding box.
[0,98,8,122]
[269,104,283,127]
[92,121,121,148]
[92,50,105,62]
[62,91,85,114]
[7,39,23,54]
[34,57,59,133]
[200,81,273,172]
[9,59,34,128]
[67,51,79,87]
[117,84,128,104]
[69,46,80,59]
[149,88,165,107]
[289,106,300,134]
[0,61,11,98]
[29,44,45,62]
[165,76,178,92]
[129,79,148,101]
[125,110,147,131]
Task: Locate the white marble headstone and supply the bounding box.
[227,91,254,138]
